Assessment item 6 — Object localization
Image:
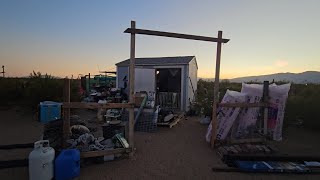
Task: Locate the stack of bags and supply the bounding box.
[206,83,291,142]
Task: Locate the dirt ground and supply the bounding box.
[1,107,320,180]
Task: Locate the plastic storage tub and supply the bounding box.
[40,101,62,123]
[55,149,80,180]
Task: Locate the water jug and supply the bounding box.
[55,149,80,180]
[29,140,55,180]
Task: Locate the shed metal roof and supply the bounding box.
[116,56,196,67]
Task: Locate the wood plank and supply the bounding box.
[212,166,320,174]
[157,114,183,128]
[124,28,230,43]
[211,31,223,148]
[63,78,71,148]
[62,102,133,109]
[218,102,267,108]
[169,114,183,128]
[229,137,266,144]
[80,148,132,158]
[128,21,136,150]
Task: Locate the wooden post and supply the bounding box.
[263,81,269,135]
[88,73,91,93]
[1,65,4,78]
[128,21,136,149]
[63,78,71,148]
[210,31,223,148]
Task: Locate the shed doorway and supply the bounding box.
[156,68,181,110]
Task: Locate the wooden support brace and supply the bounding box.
[128,21,136,150]
[218,102,267,108]
[211,31,223,148]
[63,78,71,148]
[62,102,134,109]
[80,148,132,158]
[263,81,269,135]
[229,138,266,144]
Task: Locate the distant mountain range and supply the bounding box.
[201,71,320,84]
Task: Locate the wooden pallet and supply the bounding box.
[217,144,276,159]
[157,114,184,128]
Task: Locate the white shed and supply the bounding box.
[116,56,198,112]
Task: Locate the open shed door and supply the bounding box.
[134,68,156,93]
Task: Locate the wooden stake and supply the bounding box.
[88,73,91,93]
[263,81,269,135]
[128,21,136,149]
[63,78,71,148]
[211,31,223,148]
[1,65,4,78]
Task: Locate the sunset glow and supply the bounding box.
[1,0,319,79]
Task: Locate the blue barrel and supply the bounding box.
[55,149,80,180]
[39,101,62,123]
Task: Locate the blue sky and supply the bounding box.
[0,0,319,78]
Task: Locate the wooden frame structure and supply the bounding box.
[62,78,135,157]
[124,20,269,148]
[216,81,270,146]
[63,20,269,157]
[124,20,231,148]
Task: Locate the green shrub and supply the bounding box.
[0,71,81,109]
[194,80,320,130]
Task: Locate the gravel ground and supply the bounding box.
[0,108,320,180]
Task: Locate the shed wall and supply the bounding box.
[116,64,188,111]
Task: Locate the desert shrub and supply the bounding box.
[194,79,241,117]
[24,71,64,108]
[0,71,81,109]
[285,83,320,130]
[194,79,320,130]
[0,78,25,105]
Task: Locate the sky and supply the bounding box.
[0,0,319,79]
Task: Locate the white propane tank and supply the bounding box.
[29,140,55,180]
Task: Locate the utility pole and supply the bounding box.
[1,65,4,77]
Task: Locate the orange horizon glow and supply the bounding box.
[1,1,320,79]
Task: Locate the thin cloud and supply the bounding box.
[274,60,289,67]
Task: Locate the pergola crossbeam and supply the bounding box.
[124,28,229,43]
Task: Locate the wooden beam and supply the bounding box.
[128,21,136,150]
[124,28,230,43]
[211,31,223,148]
[63,78,71,148]
[80,148,131,158]
[218,102,267,108]
[99,71,117,74]
[62,102,133,109]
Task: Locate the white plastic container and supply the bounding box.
[29,140,55,180]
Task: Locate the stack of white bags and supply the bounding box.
[206,83,291,142]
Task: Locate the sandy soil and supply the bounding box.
[0,108,320,180]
